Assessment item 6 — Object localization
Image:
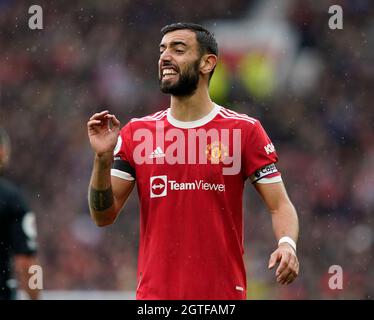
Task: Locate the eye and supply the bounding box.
[176,49,184,54]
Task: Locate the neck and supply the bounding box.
[169,85,214,121]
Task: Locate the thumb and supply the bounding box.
[268,250,281,269]
[105,114,121,131]
[111,114,121,129]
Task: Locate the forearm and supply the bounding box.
[256,182,300,284]
[270,200,299,243]
[88,153,117,226]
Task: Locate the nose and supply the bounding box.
[159,49,173,63]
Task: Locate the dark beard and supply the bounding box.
[159,59,200,97]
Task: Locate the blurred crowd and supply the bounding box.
[0,0,373,298]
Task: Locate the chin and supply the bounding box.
[160,81,178,92]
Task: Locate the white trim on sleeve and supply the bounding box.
[111,169,135,181]
[255,175,282,184]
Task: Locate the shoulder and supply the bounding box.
[217,106,259,125]
[119,109,168,135]
[216,105,261,134]
[215,106,275,145]
[130,109,168,124]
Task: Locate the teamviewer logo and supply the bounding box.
[150,175,167,198]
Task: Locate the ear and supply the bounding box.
[200,54,217,76]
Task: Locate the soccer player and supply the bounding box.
[87,22,299,299]
[0,128,40,300]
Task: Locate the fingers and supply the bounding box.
[275,253,290,280]
[268,250,281,270]
[87,119,101,126]
[276,253,299,285]
[89,110,109,121]
[87,119,104,132]
[284,271,297,285]
[87,110,109,131]
[87,118,108,133]
[285,256,299,285]
[268,246,300,285]
[269,248,299,285]
[112,114,121,127]
[104,114,121,129]
[87,110,120,132]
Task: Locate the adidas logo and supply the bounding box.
[149,146,165,159]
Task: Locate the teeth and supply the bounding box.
[163,68,177,76]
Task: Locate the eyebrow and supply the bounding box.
[159,40,188,48]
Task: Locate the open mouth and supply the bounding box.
[162,68,178,79]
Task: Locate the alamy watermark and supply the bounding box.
[27,5,343,31]
[28,264,43,290]
[328,265,343,290]
[28,5,43,30]
[328,5,343,30]
[117,122,244,175]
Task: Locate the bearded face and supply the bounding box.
[159,57,201,97]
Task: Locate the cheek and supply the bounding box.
[158,61,162,77]
[177,61,188,73]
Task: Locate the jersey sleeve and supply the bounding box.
[111,121,136,181]
[10,190,38,255]
[243,120,282,184]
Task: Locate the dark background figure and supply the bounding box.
[0,128,40,300]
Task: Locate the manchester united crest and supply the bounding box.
[205,141,229,164]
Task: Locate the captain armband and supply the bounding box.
[250,163,282,184]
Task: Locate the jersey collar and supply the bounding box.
[167,103,220,129]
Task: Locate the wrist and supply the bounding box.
[95,152,113,168]
[278,236,297,253]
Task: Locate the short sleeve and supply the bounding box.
[111,122,136,181]
[10,191,38,255]
[242,120,280,181]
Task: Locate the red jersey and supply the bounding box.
[111,104,281,300]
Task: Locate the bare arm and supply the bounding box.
[87,110,135,227]
[14,255,40,300]
[255,181,299,242]
[254,181,299,285]
[88,154,135,226]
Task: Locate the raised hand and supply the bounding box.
[87,110,121,157]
